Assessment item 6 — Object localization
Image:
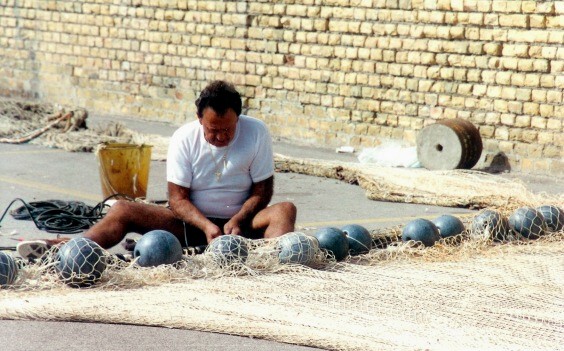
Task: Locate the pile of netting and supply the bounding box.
[274,154,564,211]
[1,99,563,349]
[0,98,168,153]
[1,213,563,351]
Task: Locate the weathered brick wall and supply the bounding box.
[0,0,562,174]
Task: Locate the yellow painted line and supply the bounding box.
[0,149,64,155]
[298,212,474,227]
[0,175,100,202]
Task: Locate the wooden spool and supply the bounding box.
[416,119,483,170]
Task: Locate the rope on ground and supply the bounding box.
[0,112,73,144]
[0,196,133,234]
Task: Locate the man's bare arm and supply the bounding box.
[167,182,222,242]
[224,176,273,235]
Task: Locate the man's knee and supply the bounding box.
[279,201,297,220]
[269,201,296,222]
[106,200,135,217]
[104,200,152,227]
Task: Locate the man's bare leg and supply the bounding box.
[40,201,183,249]
[84,200,184,249]
[34,200,294,255]
[250,201,297,239]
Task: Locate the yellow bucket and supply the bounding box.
[95,143,152,199]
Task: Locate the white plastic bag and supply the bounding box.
[358,141,421,168]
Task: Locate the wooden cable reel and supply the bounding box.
[416,119,483,170]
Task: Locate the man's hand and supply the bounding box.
[224,217,243,236]
[204,223,223,243]
[169,182,224,244]
[226,176,273,235]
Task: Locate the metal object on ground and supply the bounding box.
[471,209,511,242]
[0,252,18,286]
[536,205,564,232]
[509,207,548,240]
[416,118,482,170]
[208,234,249,266]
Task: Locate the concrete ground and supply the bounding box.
[0,114,561,351]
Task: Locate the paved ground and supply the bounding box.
[0,114,561,351]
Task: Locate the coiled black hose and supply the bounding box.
[0,195,133,234]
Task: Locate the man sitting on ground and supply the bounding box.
[19,80,296,258]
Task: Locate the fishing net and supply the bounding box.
[277,232,319,265]
[2,99,564,349]
[274,154,564,211]
[1,220,563,351]
[538,205,564,231]
[0,252,18,286]
[0,98,166,154]
[0,98,87,143]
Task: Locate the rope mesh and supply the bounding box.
[1,99,563,350]
[1,224,563,351]
[0,97,150,152]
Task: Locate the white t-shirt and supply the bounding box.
[167,115,274,218]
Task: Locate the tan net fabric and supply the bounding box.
[0,99,88,144]
[274,154,564,211]
[2,99,564,350]
[0,98,153,154]
[1,229,563,351]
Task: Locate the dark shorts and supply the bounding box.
[181,217,263,247]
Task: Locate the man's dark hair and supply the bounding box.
[195,80,242,118]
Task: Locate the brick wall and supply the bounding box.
[0,0,562,174]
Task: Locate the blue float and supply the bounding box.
[134,230,183,267]
[208,234,249,266]
[536,205,564,232]
[432,215,465,238]
[56,237,107,288]
[0,252,18,287]
[313,227,349,261]
[509,207,547,240]
[341,224,372,255]
[471,209,510,241]
[277,232,318,265]
[401,219,441,247]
